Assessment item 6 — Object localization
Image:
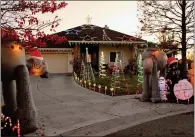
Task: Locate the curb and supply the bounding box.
[58,104,194,136]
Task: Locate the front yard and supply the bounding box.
[75,73,142,96]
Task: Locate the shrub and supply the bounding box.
[123,59,138,76]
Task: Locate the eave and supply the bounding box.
[68,41,147,47]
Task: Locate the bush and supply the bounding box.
[123,59,138,76]
[72,58,82,76]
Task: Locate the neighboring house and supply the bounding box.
[26,24,148,74]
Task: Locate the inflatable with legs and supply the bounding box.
[140,49,167,103]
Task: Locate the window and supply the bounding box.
[109,52,123,62]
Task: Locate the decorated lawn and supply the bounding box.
[74,74,142,96]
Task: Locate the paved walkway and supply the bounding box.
[26,74,193,136]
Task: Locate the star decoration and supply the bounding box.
[117,35,136,42]
[64,29,82,35]
[80,24,96,30]
[80,35,97,41]
[102,29,111,41]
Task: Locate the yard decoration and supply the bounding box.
[99,51,107,78]
[93,84,96,91]
[80,80,83,86]
[111,53,121,91]
[1,1,68,134]
[1,113,21,137]
[119,60,125,81]
[98,84,101,92]
[189,62,194,89]
[1,41,38,134]
[166,57,180,101]
[26,48,49,78]
[85,48,95,83]
[137,54,143,86]
[158,77,168,101]
[110,88,114,96]
[174,79,193,104]
[140,49,167,103]
[84,80,87,88]
[89,82,91,89]
[105,86,108,94]
[80,60,85,80]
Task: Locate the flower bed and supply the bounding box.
[73,72,142,96]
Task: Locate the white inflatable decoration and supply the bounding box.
[174,79,193,104]
[158,77,168,101]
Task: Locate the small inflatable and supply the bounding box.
[174,79,193,104]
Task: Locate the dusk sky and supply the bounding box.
[36,1,157,42]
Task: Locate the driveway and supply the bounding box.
[26,74,193,136]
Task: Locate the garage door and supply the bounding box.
[42,53,68,73]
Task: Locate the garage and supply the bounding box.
[42,53,68,73]
[26,48,73,74]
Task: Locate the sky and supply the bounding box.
[37,1,156,42]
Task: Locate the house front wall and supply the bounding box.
[99,45,135,69]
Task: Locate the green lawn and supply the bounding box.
[95,75,142,95]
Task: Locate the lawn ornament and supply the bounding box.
[98,84,101,92]
[93,83,96,91]
[105,86,107,94]
[158,77,168,101]
[166,57,180,101]
[1,41,38,134]
[26,48,49,78]
[174,79,193,104]
[140,49,168,103]
[189,62,194,89]
[110,88,114,96]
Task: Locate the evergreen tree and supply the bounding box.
[99,51,106,78]
[137,54,143,86]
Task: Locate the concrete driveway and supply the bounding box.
[27,74,193,136]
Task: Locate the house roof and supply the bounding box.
[44,24,148,48]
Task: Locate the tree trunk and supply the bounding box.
[181,0,187,78]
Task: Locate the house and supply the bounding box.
[26,24,148,74]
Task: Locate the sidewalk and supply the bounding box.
[26,75,194,136]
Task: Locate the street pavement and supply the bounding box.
[22,74,194,136]
[105,112,194,137]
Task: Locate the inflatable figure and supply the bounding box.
[158,77,168,101]
[174,79,193,104]
[166,57,180,101]
[140,49,168,103]
[26,48,49,78]
[189,62,194,89]
[1,41,48,134]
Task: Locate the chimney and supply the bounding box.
[104,25,109,29]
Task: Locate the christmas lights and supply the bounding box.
[137,54,143,86]
[99,51,106,78]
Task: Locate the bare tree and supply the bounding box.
[137,0,194,75]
